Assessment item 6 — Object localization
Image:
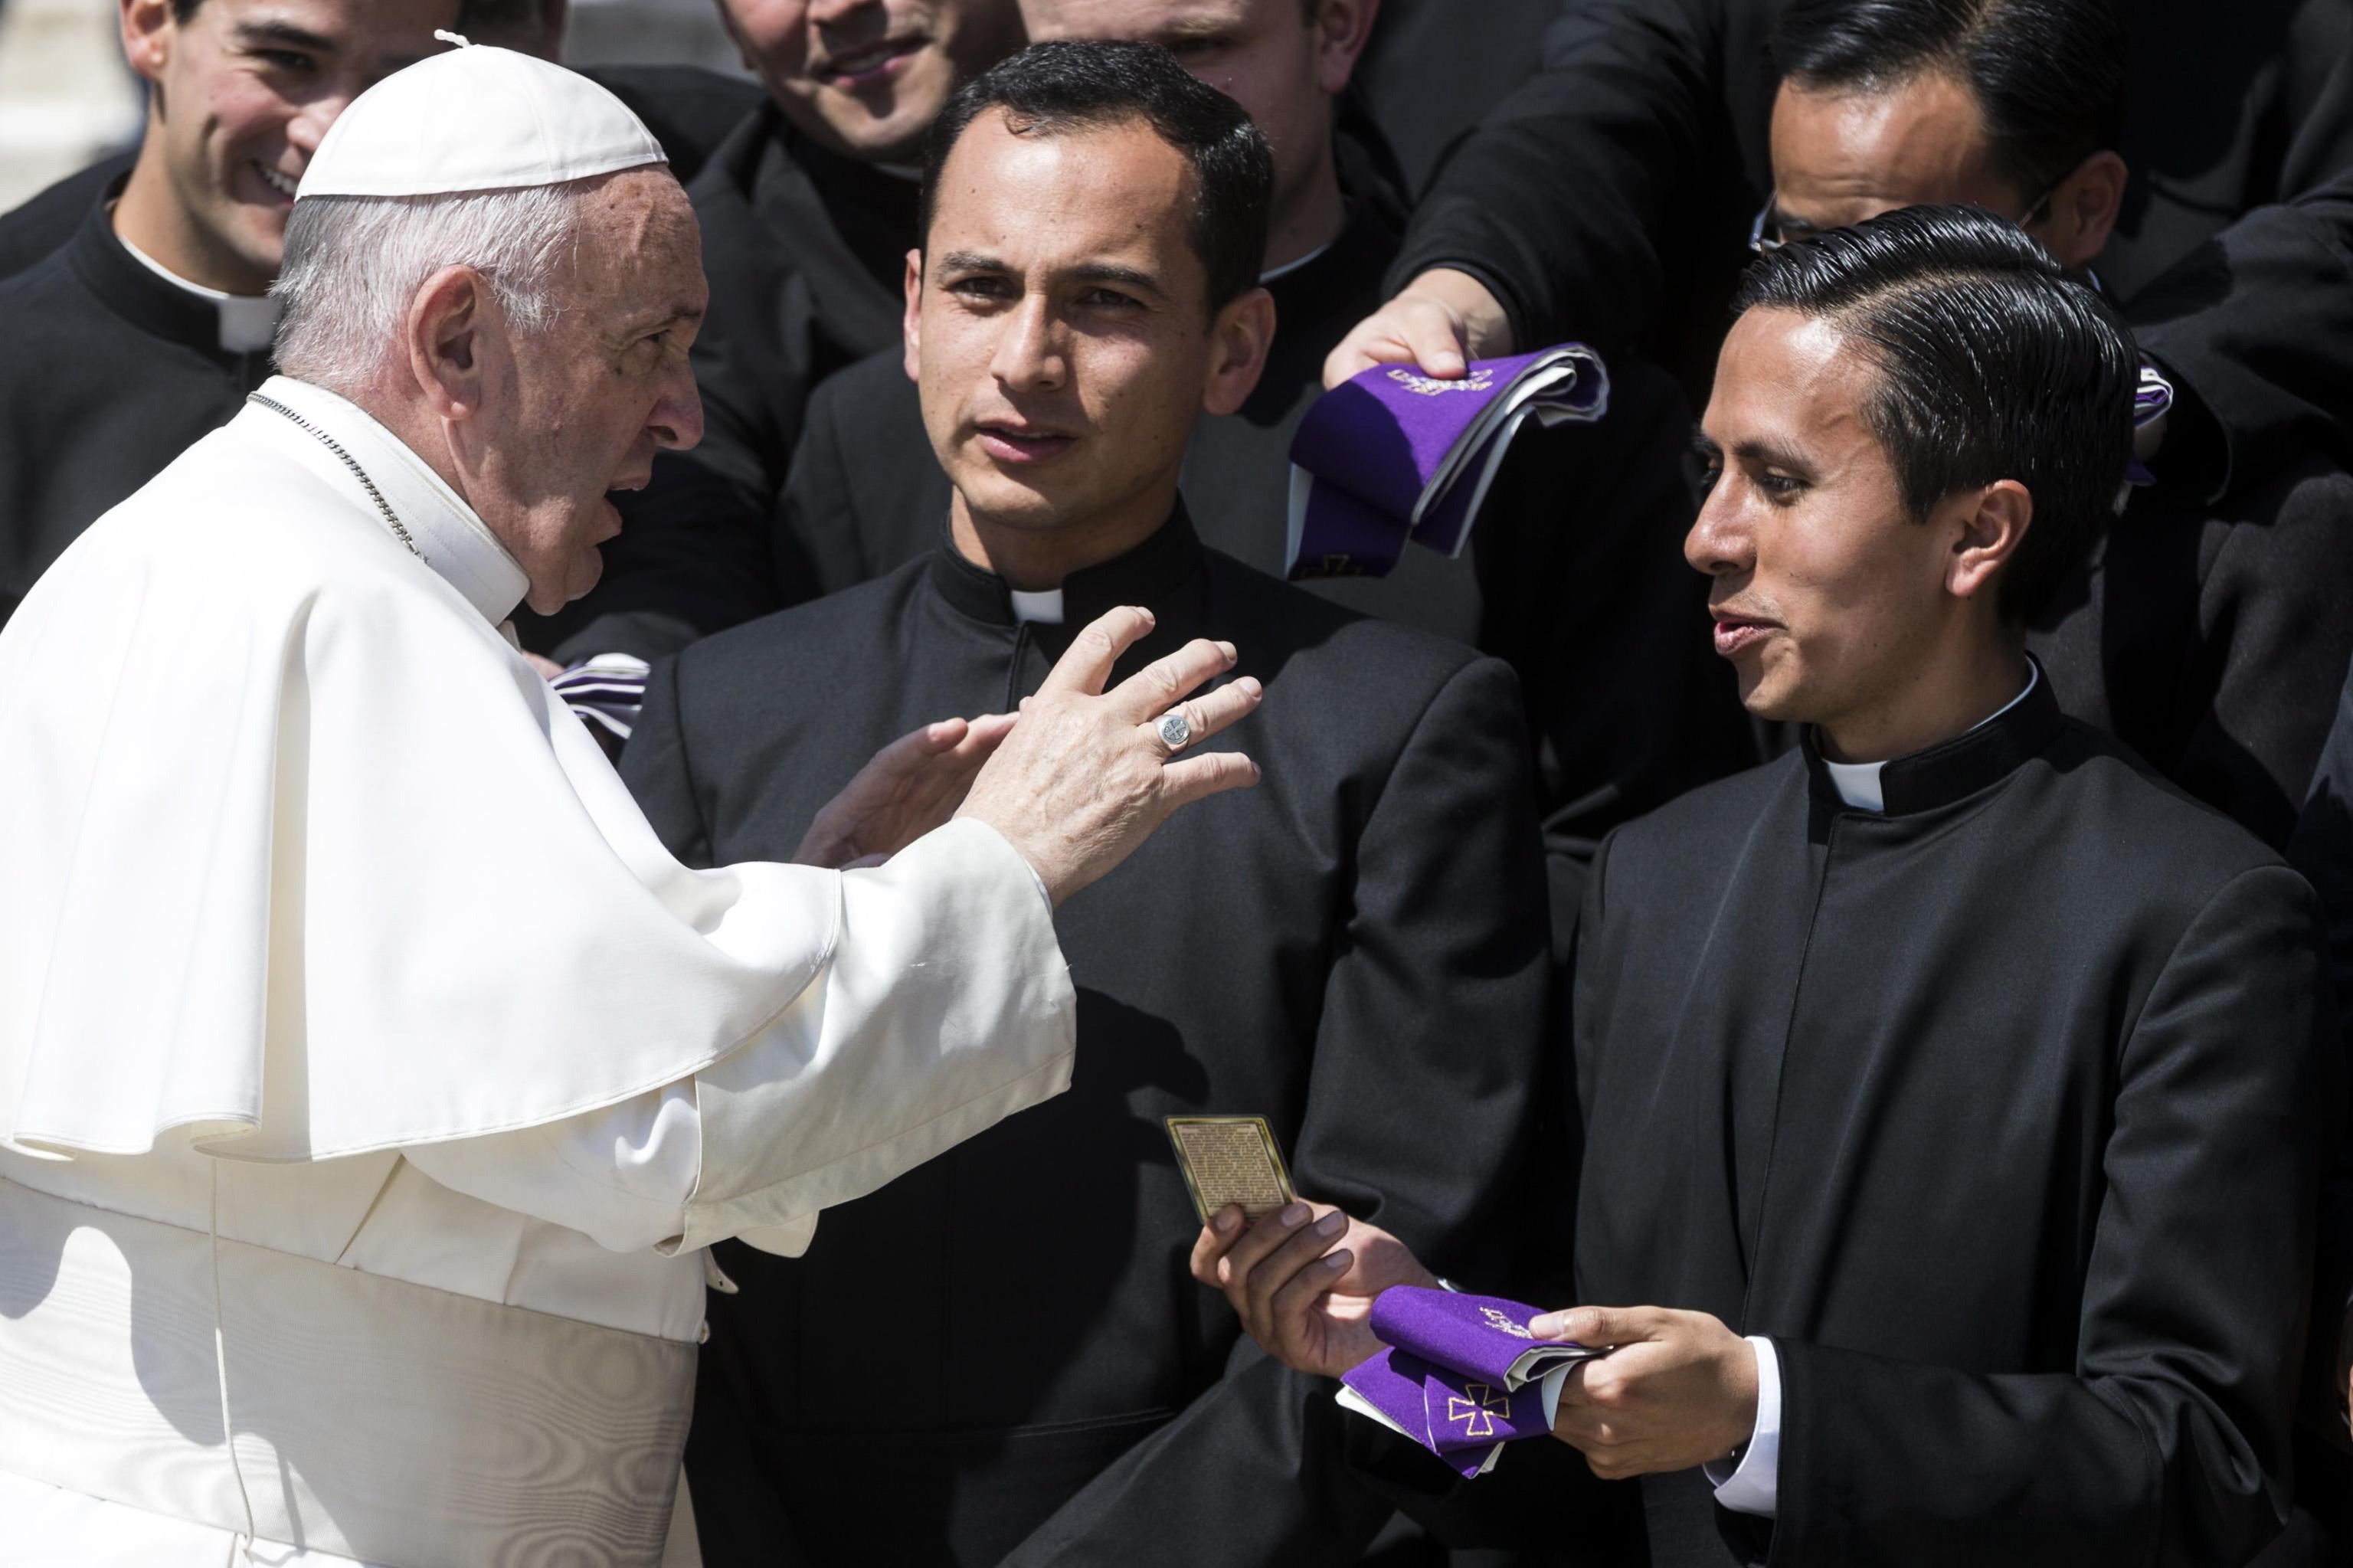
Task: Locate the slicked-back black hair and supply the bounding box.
[1773,0,2126,198]
[1733,204,2135,624]
[919,40,1274,313]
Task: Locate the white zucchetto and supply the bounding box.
[297,39,667,201]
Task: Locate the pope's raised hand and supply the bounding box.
[1190,1200,1438,1380]
[794,712,1019,869]
[955,606,1262,905]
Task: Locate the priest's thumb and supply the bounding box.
[1531,1308,1614,1346]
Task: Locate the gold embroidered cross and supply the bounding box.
[1446,1383,1510,1439]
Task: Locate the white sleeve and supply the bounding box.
[1701,1336,1782,1517]
[403,819,1075,1256]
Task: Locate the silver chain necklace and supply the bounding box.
[247,391,424,559]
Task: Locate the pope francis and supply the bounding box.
[0,39,1264,1567]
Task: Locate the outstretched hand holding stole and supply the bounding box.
[1193,1206,1759,1481]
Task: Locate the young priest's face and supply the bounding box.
[1687,306,1982,745]
[719,0,1026,164]
[119,0,455,293]
[906,110,1270,540]
[470,169,709,614]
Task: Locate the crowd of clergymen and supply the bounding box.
[6,0,2353,1564]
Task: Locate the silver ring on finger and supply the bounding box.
[1156,710,1193,752]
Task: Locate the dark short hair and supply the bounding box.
[1773,0,2126,198]
[919,41,1274,313]
[1733,204,2135,624]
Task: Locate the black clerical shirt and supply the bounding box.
[0,195,272,623]
[1356,666,2335,1566]
[623,507,1554,1566]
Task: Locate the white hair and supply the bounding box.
[271,184,584,397]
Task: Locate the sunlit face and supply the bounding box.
[717,0,1025,162]
[468,170,708,612]
[1766,74,2034,244]
[122,0,456,292]
[1021,0,1356,240]
[908,110,1258,536]
[1687,307,1961,735]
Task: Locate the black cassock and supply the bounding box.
[621,509,1556,1566]
[0,195,270,624]
[2031,457,2353,849]
[1352,669,2336,1566]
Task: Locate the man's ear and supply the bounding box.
[902,247,925,384]
[404,265,494,423]
[1311,0,1381,97]
[1202,286,1276,418]
[120,0,175,87]
[2044,151,2127,272]
[1944,478,2032,604]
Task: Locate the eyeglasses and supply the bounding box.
[1748,178,2063,255]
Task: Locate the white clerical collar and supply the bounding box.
[247,375,532,624]
[1824,663,2040,812]
[1009,588,1065,624]
[113,221,282,354]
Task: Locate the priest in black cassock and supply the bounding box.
[623,42,1550,1565]
[0,0,456,624]
[1736,0,2353,849]
[774,0,1746,919]
[1198,207,2339,1567]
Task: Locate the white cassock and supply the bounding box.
[0,375,1077,1566]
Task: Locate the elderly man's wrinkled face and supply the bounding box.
[718,0,1025,162]
[1021,0,1363,244]
[1685,306,1960,738]
[478,169,707,612]
[908,110,1267,539]
[121,0,455,293]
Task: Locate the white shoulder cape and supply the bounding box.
[0,383,845,1160]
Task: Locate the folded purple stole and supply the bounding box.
[1284,345,1611,581]
[1338,1287,1602,1478]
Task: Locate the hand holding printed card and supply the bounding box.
[1165,1115,1296,1223]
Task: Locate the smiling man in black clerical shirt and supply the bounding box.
[1196,207,2340,1567]
[0,0,454,625]
[623,41,1552,1567]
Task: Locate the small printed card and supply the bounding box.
[1284,345,1612,581]
[1337,1287,1603,1478]
[1165,1115,1297,1224]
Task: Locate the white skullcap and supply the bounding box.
[298,38,666,200]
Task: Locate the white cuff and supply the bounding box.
[1700,1335,1779,1518]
